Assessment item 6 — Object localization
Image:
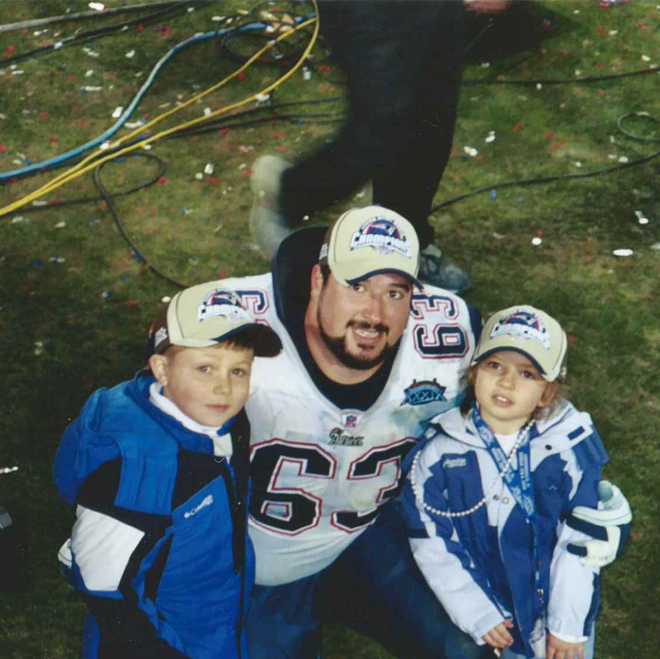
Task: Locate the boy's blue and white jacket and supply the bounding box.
[402,402,607,657]
[53,374,254,659]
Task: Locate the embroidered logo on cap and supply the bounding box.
[198,289,251,323]
[490,310,550,349]
[350,218,411,258]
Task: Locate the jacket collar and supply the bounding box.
[432,401,595,458]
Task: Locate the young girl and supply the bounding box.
[403,305,607,659]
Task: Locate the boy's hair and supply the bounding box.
[147,281,281,358]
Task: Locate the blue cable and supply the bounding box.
[0,20,289,183]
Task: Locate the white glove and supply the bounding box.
[566,481,632,568]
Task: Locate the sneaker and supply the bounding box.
[249,155,294,259]
[419,244,471,293]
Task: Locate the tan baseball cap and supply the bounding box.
[150,281,282,357]
[472,305,567,381]
[319,206,422,288]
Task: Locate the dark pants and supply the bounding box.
[246,501,492,659]
[281,0,465,249]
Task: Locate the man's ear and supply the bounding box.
[310,264,324,298]
[149,353,169,387]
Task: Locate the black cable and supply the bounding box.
[0,2,214,67]
[217,1,319,67]
[165,95,344,138]
[92,153,188,289]
[617,112,660,143]
[464,66,659,86]
[7,150,167,215]
[0,1,212,34]
[431,148,660,212]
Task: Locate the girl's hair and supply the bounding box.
[460,364,566,421]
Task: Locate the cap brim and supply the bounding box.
[472,346,549,380]
[345,268,423,290]
[221,323,282,358]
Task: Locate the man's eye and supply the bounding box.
[197,365,211,374]
[232,368,247,377]
[351,283,365,293]
[521,369,539,380]
[389,290,404,300]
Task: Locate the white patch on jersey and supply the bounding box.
[72,505,144,592]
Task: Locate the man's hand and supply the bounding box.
[567,481,632,568]
[547,633,585,659]
[465,0,512,14]
[482,619,514,650]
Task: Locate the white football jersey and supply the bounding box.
[222,273,479,585]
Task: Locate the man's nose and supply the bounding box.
[362,293,384,322]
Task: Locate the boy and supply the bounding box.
[53,282,282,659]
[403,305,618,659]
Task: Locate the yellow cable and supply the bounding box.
[0,9,319,217]
[40,16,317,195]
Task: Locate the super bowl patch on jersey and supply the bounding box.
[401,379,447,406]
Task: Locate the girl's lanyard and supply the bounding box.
[471,406,546,609]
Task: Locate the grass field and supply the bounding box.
[0,1,658,657]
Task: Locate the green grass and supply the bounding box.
[1,1,659,657]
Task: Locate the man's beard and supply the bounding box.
[319,319,396,371]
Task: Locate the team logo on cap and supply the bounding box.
[198,289,251,323]
[491,310,550,349]
[350,218,411,258]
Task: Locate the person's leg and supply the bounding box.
[371,1,465,250]
[280,1,452,226]
[319,500,494,659]
[250,1,402,257]
[246,576,322,659]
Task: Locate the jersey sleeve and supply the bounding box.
[547,440,603,642]
[71,461,189,659]
[401,440,506,644]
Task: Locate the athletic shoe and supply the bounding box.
[249,155,294,258]
[419,244,471,293]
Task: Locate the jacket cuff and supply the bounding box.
[546,616,589,643]
[470,609,507,645]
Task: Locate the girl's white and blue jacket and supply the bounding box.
[402,402,607,658]
[53,374,254,659]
